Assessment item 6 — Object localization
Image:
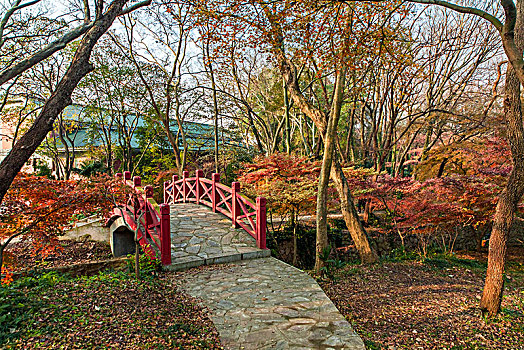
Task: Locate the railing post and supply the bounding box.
[231,182,240,228]
[183,171,189,202]
[172,175,179,202]
[124,171,131,181]
[115,173,123,180]
[133,176,141,189]
[160,204,171,265]
[256,197,267,249]
[212,173,219,212]
[144,185,153,235]
[163,181,169,204]
[145,185,153,199]
[195,169,203,204]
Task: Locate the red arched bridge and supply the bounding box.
[108,170,268,269]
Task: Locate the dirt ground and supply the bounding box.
[320,248,524,350]
[4,239,113,272]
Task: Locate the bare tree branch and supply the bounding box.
[0,23,92,85]
[0,0,43,50]
[407,0,503,31]
[119,0,152,16]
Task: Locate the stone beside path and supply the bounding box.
[180,257,365,350]
[167,203,270,271]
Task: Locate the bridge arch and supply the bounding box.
[164,170,267,250]
[108,170,267,267]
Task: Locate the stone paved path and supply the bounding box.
[168,203,270,270]
[180,258,365,350]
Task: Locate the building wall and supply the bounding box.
[0,121,14,156]
[0,119,51,173]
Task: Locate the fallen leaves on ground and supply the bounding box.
[5,239,113,272]
[3,271,223,349]
[320,256,523,350]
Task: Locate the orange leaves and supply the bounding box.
[415,137,512,182]
[1,267,12,285]
[187,0,411,76]
[237,153,321,215]
[1,174,130,271]
[341,166,501,237]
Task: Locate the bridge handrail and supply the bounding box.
[113,171,172,265]
[163,170,267,249]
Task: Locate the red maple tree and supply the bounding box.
[0,174,129,283]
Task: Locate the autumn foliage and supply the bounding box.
[237,153,321,218]
[415,137,512,181]
[0,174,129,282]
[342,138,513,252]
[359,174,500,250]
[238,139,512,254]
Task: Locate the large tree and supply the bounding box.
[0,0,151,204]
[184,0,422,266]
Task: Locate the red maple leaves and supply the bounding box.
[1,174,130,282]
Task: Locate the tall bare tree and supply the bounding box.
[0,0,151,204]
[113,3,202,176]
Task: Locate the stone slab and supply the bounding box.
[180,257,365,350]
[168,203,269,270]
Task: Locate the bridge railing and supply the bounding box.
[113,171,172,265]
[164,170,267,249]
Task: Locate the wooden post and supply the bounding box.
[163,181,169,204]
[145,185,153,198]
[196,169,203,204]
[115,173,122,180]
[183,171,189,202]
[256,197,267,249]
[172,175,179,202]
[124,171,131,181]
[231,182,240,228]
[133,176,141,188]
[212,173,220,212]
[143,185,153,235]
[160,204,171,265]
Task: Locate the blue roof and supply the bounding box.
[54,104,243,151]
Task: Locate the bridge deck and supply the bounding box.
[167,203,270,271]
[167,202,365,349]
[180,257,365,349]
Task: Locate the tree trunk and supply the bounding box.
[293,224,298,266]
[207,41,220,173]
[283,78,291,153]
[315,68,346,273]
[345,107,356,163]
[275,48,378,265]
[481,57,524,316]
[107,141,113,175]
[247,110,265,153]
[480,0,524,317]
[314,134,322,158]
[363,199,371,224]
[0,0,134,204]
[298,114,313,156]
[291,209,298,266]
[331,159,379,263]
[436,157,448,178]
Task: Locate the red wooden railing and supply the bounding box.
[164,170,267,249]
[112,171,171,265]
